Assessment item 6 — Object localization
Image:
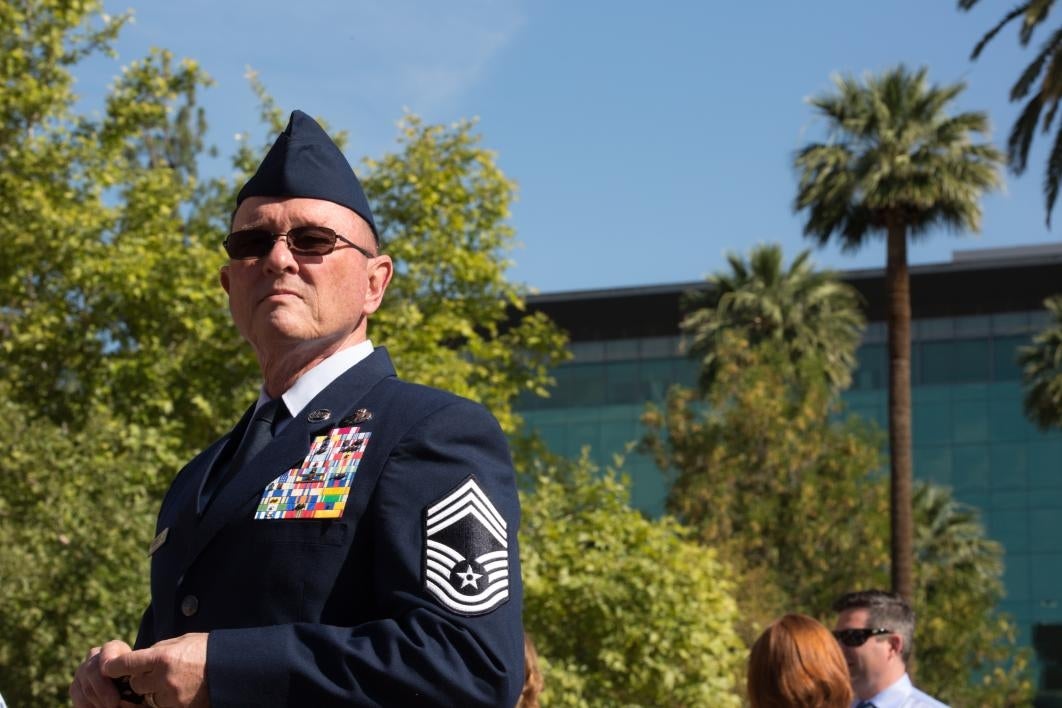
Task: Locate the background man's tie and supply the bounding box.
[199,397,287,512]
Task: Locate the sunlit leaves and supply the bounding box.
[1020,295,1062,428]
[519,451,744,706]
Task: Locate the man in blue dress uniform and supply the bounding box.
[70,111,524,707]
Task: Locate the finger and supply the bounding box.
[103,648,155,678]
[76,652,121,707]
[99,639,134,664]
[127,672,158,697]
[70,678,90,708]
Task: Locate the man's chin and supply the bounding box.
[249,317,312,350]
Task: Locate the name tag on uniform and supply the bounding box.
[148,527,169,556]
[255,426,371,520]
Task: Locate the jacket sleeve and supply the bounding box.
[133,604,155,650]
[204,399,524,707]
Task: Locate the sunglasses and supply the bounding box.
[224,225,375,260]
[832,628,892,647]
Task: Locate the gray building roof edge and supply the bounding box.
[528,248,1062,304]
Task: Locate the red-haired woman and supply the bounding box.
[747,614,853,708]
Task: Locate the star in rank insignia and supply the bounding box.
[423,476,510,615]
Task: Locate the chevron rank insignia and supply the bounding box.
[423,476,510,615]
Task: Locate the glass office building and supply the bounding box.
[516,244,1062,700]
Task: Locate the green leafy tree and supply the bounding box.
[519,449,745,707]
[362,115,568,435]
[0,3,566,703]
[912,483,1033,706]
[960,0,1062,224]
[1019,295,1062,429]
[0,392,185,705]
[642,336,1031,705]
[794,65,1005,601]
[682,243,865,393]
[642,335,889,640]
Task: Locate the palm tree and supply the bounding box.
[793,66,1004,601]
[1020,295,1062,428]
[960,0,1062,223]
[682,243,864,393]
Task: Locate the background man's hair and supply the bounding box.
[832,589,915,663]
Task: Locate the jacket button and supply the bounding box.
[181,595,199,617]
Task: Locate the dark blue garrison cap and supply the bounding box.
[236,110,378,242]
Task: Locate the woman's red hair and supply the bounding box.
[747,613,853,708]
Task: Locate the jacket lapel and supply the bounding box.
[183,348,397,573]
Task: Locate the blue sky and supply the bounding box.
[81,1,1055,293]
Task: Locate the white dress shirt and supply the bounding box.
[251,339,375,431]
[853,673,949,708]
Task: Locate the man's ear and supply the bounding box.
[362,254,393,316]
[889,633,904,659]
[220,265,231,295]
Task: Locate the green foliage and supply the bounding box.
[1019,295,1062,429]
[682,243,864,393]
[0,391,184,705]
[642,335,889,639]
[643,332,1032,705]
[794,64,1004,248]
[519,450,744,707]
[912,484,1034,707]
[361,115,569,435]
[0,15,253,451]
[960,0,1062,224]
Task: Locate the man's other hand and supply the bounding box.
[70,640,134,708]
[102,633,210,708]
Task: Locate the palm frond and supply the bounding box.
[1021,0,1057,44]
[968,4,1031,59]
[682,244,865,394]
[1042,117,1062,223]
[795,65,1004,250]
[1008,93,1045,172]
[1009,26,1062,100]
[1019,295,1062,427]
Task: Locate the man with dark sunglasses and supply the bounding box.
[70,111,524,707]
[832,590,948,707]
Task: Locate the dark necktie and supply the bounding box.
[199,397,286,512]
[856,701,877,708]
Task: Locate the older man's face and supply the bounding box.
[220,197,390,361]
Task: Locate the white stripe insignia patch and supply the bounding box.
[423,476,510,615]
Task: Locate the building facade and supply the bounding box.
[517,245,1062,701]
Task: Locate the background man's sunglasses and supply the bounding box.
[224,225,374,260]
[832,627,892,647]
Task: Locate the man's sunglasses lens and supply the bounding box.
[832,628,890,647]
[225,227,338,259]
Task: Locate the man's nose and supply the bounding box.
[261,235,297,272]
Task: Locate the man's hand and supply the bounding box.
[102,633,210,708]
[71,640,135,708]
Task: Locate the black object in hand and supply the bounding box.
[112,676,144,704]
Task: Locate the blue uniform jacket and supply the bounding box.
[135,348,524,707]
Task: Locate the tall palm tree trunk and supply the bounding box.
[886,223,915,602]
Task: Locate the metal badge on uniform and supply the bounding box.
[423,476,510,616]
[255,426,371,520]
[307,408,332,423]
[339,408,373,426]
[148,527,169,556]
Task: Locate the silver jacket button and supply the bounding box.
[180,594,199,617]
